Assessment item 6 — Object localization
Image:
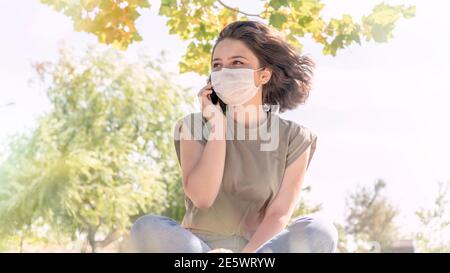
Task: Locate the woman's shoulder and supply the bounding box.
[274,114,310,131]
[174,112,206,130]
[173,112,208,145]
[275,115,318,168]
[176,111,204,123]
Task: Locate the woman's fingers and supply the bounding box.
[197,83,224,122]
[198,85,213,108]
[197,83,212,97]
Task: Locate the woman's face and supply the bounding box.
[211,38,271,88]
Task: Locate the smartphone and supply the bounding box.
[207,75,227,114]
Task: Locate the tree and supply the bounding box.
[289,185,322,225]
[414,181,450,252]
[0,45,191,252]
[39,0,415,74]
[343,179,399,252]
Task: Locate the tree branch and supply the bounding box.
[96,229,122,248]
[217,0,263,18]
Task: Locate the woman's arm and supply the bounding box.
[240,145,311,253]
[179,117,227,209]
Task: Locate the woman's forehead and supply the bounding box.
[212,39,257,62]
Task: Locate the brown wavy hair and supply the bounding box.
[211,20,315,113]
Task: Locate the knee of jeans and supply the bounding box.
[130,214,175,242]
[289,217,338,253]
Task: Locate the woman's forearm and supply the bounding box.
[241,212,290,253]
[185,120,227,209]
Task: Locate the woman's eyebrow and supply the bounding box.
[212,55,248,62]
[229,55,248,60]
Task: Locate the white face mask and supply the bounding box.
[210,67,263,105]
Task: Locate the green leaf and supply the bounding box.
[270,0,288,10]
[269,12,287,28]
[402,5,416,19]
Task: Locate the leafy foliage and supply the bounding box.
[414,181,450,252]
[40,0,416,75]
[289,185,322,225]
[0,45,191,252]
[40,0,151,49]
[343,179,399,252]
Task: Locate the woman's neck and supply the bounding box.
[228,104,268,128]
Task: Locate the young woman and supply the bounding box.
[129,20,338,253]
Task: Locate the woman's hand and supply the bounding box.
[207,248,233,253]
[197,83,225,124]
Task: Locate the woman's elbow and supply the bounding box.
[189,192,214,209]
[183,180,214,209]
[193,199,214,209]
[191,188,215,209]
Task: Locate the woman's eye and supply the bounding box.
[233,60,244,65]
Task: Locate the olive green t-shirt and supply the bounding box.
[173,111,317,240]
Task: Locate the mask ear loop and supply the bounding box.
[260,73,279,113]
[257,66,271,113]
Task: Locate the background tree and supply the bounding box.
[343,179,399,252]
[0,45,191,252]
[334,223,349,253]
[40,0,415,74]
[414,181,450,252]
[289,185,322,225]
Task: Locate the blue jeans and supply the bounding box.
[128,214,338,253]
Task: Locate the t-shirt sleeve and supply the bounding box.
[285,123,318,170]
[173,112,210,165]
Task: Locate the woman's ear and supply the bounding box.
[259,68,272,85]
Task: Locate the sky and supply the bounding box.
[0,0,449,238]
